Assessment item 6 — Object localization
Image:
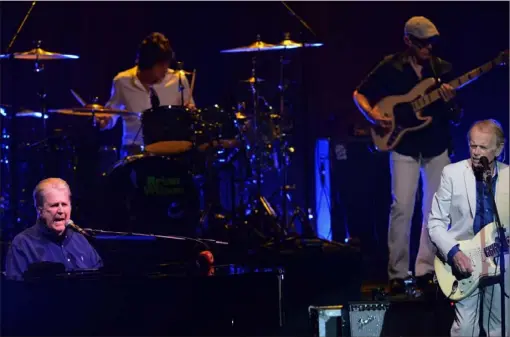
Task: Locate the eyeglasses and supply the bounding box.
[409,35,439,49]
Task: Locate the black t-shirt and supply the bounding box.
[356,51,458,158]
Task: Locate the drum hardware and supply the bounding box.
[277,32,324,49]
[219,26,325,241]
[48,106,140,118]
[223,42,288,240]
[240,77,265,84]
[15,110,49,119]
[280,2,325,237]
[70,89,87,107]
[5,40,81,175]
[220,35,279,53]
[195,107,244,236]
[248,45,274,235]
[275,38,293,230]
[176,61,186,107]
[0,46,80,61]
[0,2,80,233]
[218,33,323,54]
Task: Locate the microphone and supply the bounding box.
[480,156,490,170]
[67,220,91,237]
[480,156,492,183]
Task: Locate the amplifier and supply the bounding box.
[348,301,390,337]
[309,305,348,337]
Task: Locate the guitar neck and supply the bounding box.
[412,56,504,112]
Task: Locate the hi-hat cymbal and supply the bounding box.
[0,48,79,60]
[48,104,139,117]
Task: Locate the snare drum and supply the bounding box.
[101,154,201,237]
[141,106,197,155]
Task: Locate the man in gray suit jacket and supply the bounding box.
[428,119,509,337]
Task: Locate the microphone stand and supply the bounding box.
[82,228,229,249]
[485,169,507,337]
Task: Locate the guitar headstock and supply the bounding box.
[496,49,509,66]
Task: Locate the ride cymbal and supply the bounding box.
[0,48,79,60]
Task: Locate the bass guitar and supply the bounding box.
[371,50,508,152]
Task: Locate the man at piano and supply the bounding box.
[4,178,103,281]
[428,119,509,337]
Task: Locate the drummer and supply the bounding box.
[98,32,196,159]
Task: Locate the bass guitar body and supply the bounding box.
[370,77,436,152]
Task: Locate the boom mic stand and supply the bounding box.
[484,166,507,337]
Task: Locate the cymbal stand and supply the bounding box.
[281,1,323,237]
[244,49,285,239]
[2,1,37,235]
[278,45,291,230]
[33,40,50,175]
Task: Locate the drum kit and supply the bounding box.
[0,32,323,245]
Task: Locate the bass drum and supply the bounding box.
[100,154,201,237]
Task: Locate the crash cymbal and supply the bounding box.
[0,48,79,60]
[276,32,324,49]
[220,35,279,53]
[48,104,139,117]
[277,38,324,49]
[240,77,265,84]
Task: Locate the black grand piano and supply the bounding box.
[1,233,362,336]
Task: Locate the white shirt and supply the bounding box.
[105,66,195,146]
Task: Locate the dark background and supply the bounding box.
[1,1,508,262]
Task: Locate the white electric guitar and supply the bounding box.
[434,222,509,301]
[371,50,509,152]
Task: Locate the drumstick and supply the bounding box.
[188,69,196,105]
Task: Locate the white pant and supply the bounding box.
[451,255,510,337]
[388,149,451,280]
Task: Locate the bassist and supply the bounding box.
[353,16,463,296]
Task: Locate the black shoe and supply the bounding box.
[389,278,407,296]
